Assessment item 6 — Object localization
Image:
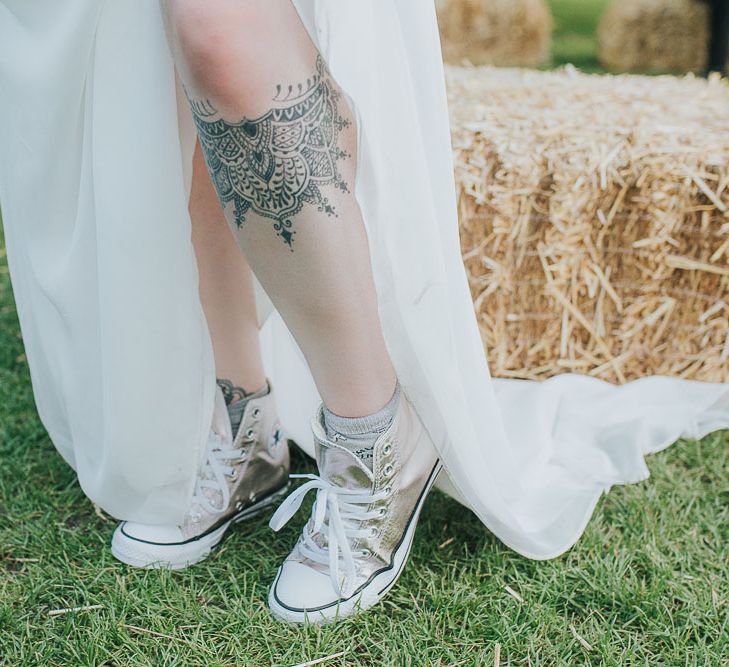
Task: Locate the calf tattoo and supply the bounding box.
[187,56,350,249]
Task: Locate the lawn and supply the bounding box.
[2,2,728,665]
[549,0,611,71]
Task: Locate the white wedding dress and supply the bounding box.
[1,0,727,560]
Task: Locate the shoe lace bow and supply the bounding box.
[269,473,387,596]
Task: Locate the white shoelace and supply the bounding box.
[190,431,251,517]
[269,473,388,596]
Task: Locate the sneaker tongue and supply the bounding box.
[193,385,233,512]
[312,410,373,490]
[227,381,270,436]
[211,385,233,443]
[316,440,374,491]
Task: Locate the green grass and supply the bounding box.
[1,231,728,665]
[548,0,611,71]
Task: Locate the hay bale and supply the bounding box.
[597,0,729,73]
[448,65,729,383]
[436,0,553,67]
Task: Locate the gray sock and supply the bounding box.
[217,378,269,436]
[322,381,401,470]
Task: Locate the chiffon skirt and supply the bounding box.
[1,0,727,560]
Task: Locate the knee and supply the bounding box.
[166,0,266,104]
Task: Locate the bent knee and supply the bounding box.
[164,0,321,117]
[165,0,267,101]
[167,0,267,48]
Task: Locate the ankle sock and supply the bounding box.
[322,381,401,470]
[217,378,269,436]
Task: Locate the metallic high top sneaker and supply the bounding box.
[111,378,291,569]
[268,390,441,624]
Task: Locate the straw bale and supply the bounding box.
[598,0,728,73]
[447,65,729,382]
[436,0,553,67]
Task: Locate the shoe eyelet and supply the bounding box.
[369,527,378,538]
[383,464,394,477]
[235,500,243,511]
[382,443,392,456]
[378,507,386,517]
[384,486,392,497]
[190,512,201,523]
[246,428,255,439]
[228,469,239,481]
[251,408,261,419]
[359,548,371,557]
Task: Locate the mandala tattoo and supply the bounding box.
[188,56,350,249]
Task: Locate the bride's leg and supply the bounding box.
[162,0,397,417]
[112,143,291,571]
[159,0,440,622]
[189,139,267,401]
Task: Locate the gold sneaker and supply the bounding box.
[111,379,290,569]
[268,390,441,623]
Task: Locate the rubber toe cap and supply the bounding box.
[271,560,342,612]
[116,521,186,545]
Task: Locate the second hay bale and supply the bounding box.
[598,0,728,73]
[436,0,553,67]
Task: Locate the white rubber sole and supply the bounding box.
[268,462,443,624]
[111,484,290,570]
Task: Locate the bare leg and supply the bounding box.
[163,0,397,416]
[189,139,266,397]
[156,2,440,621]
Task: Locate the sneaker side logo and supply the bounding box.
[270,423,283,452]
